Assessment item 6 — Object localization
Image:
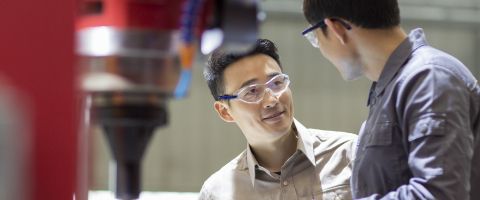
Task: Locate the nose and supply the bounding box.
[262,88,279,108]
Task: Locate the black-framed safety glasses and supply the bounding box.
[302,18,352,48]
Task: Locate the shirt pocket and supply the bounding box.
[360,121,405,187]
[365,122,393,147]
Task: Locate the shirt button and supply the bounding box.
[283,181,288,186]
[421,124,428,134]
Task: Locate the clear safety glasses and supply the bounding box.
[218,74,290,104]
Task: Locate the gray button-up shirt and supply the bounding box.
[199,119,357,200]
[351,28,480,200]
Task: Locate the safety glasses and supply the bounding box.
[218,74,290,104]
[302,18,352,48]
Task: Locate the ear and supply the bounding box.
[325,18,348,45]
[214,101,235,122]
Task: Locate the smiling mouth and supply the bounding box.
[263,111,285,120]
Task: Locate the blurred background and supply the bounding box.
[89,0,480,193]
[1,0,479,199]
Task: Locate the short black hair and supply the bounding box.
[204,39,282,101]
[303,0,400,29]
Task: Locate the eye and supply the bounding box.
[274,80,284,86]
[269,78,285,89]
[245,87,259,96]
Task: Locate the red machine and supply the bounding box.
[77,1,188,199]
[0,0,259,199]
[0,1,77,200]
[76,0,259,199]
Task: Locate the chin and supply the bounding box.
[269,117,293,135]
[342,73,363,81]
[339,66,363,81]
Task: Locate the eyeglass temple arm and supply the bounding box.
[218,95,238,100]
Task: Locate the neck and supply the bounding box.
[249,127,298,172]
[353,26,407,81]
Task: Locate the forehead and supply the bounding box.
[223,54,282,93]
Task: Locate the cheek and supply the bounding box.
[231,103,260,119]
[317,34,332,57]
[318,43,329,57]
[280,91,293,111]
[318,45,339,66]
[324,46,352,69]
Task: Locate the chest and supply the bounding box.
[213,159,353,200]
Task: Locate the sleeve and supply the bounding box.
[198,179,214,200]
[348,135,358,168]
[359,65,474,200]
[351,122,366,164]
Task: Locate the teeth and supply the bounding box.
[266,112,282,119]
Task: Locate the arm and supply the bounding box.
[360,66,474,200]
[198,180,214,200]
[198,186,212,200]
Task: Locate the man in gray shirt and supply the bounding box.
[199,39,357,199]
[301,0,480,199]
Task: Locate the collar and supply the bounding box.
[245,145,259,187]
[371,28,428,101]
[244,118,317,186]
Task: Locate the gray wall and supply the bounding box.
[90,3,480,193]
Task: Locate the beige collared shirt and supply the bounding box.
[199,119,357,200]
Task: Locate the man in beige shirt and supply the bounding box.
[200,39,357,200]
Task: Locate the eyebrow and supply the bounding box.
[237,72,281,90]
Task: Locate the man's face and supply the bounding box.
[315,28,363,81]
[214,54,294,143]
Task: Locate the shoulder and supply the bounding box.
[309,129,357,145]
[199,150,247,198]
[409,46,464,70]
[294,119,356,153]
[307,129,357,187]
[400,46,476,88]
[308,129,357,158]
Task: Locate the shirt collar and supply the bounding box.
[244,118,317,186]
[293,118,317,166]
[373,28,428,99]
[246,145,259,187]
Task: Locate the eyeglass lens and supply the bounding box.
[237,75,290,103]
[304,31,319,48]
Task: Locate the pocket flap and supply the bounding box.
[408,115,446,141]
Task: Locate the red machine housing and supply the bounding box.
[0,0,78,200]
[0,0,256,199]
[77,0,184,30]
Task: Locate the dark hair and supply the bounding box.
[204,39,282,101]
[303,0,400,29]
